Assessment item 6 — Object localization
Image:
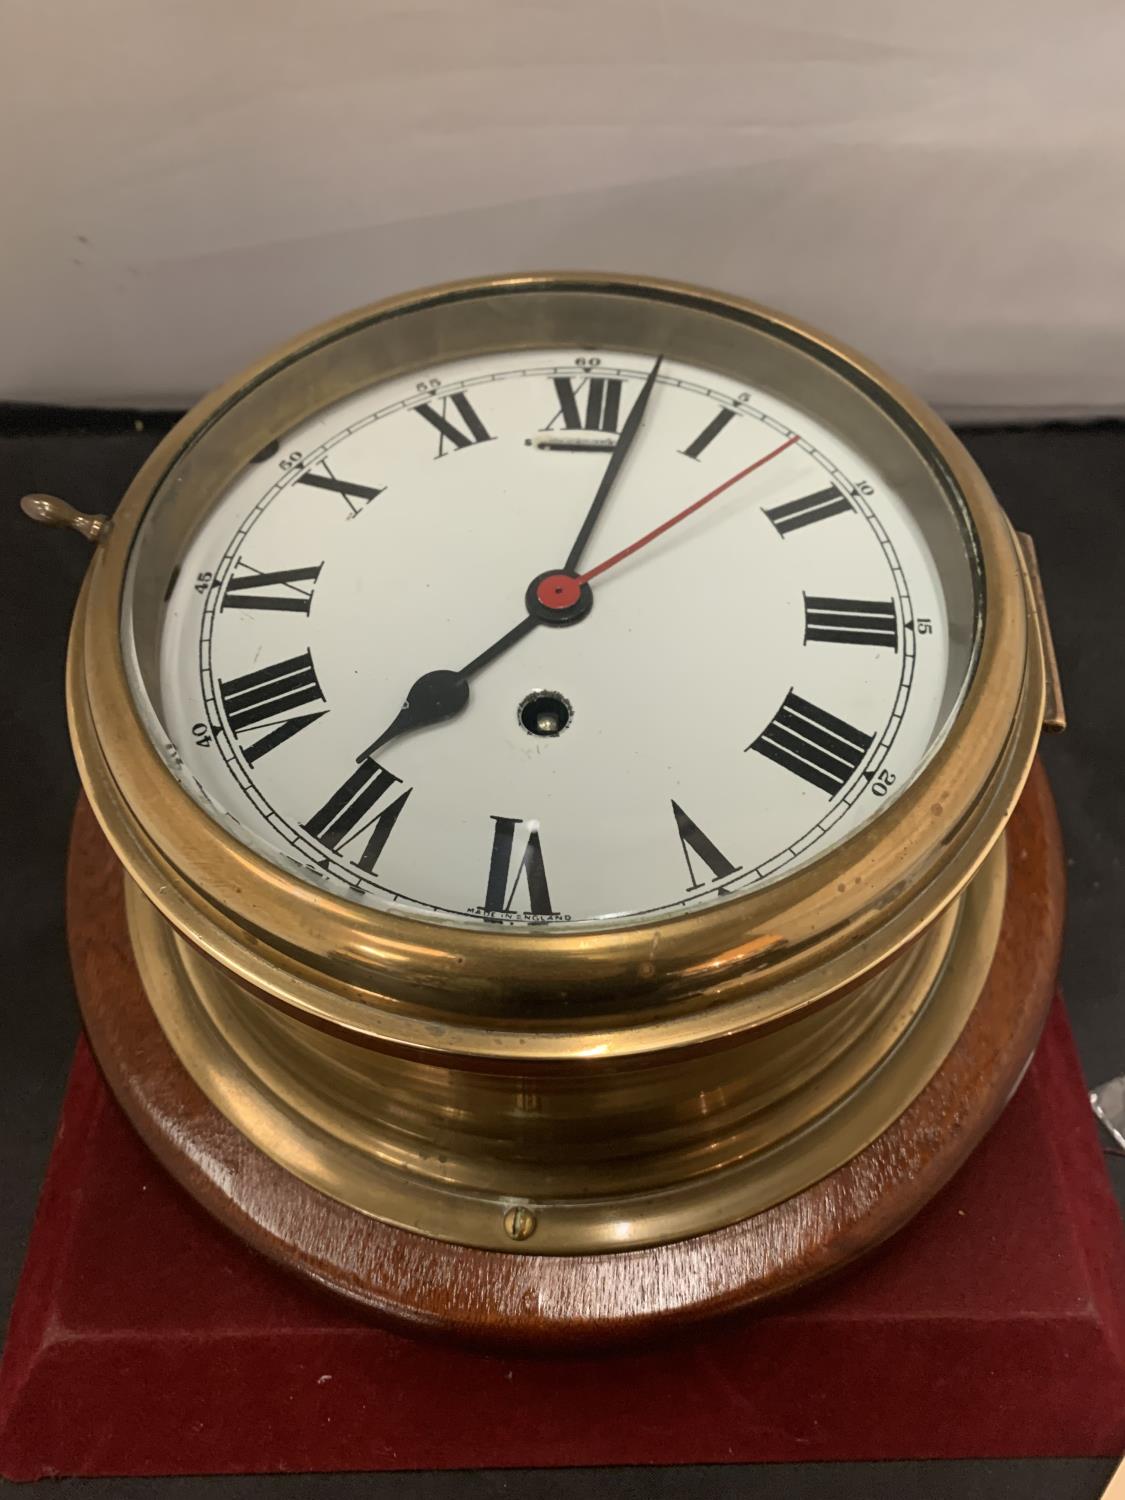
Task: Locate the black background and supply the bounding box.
[1,408,1122,1498]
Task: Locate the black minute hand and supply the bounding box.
[562,353,663,572]
[356,615,538,761]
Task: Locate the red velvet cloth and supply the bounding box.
[1,998,1123,1480]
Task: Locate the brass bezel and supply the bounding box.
[118,843,1006,1253]
[70,273,1044,1065]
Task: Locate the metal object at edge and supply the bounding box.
[1091,1076,1125,1151]
[1017,531,1066,733]
[21,493,110,544]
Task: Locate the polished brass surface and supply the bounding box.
[1017,531,1066,733]
[121,837,1005,1252]
[58,274,1058,1251]
[72,275,1045,1053]
[22,492,110,543]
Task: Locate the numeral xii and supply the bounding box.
[550,375,624,433]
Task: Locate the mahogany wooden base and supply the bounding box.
[66,762,1065,1346]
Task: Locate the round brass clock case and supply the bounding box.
[65,274,1050,1256]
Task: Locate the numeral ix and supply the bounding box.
[222,561,322,613]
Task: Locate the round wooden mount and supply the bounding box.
[67,761,1064,1348]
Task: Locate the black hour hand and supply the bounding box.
[358,668,469,760]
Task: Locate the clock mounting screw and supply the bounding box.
[503,1205,537,1242]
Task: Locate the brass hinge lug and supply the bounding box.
[20,493,111,545]
[1016,530,1066,734]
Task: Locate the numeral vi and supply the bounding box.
[484,816,555,917]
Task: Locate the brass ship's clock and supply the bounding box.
[26,274,1065,1341]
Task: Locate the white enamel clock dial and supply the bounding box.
[141,347,969,928]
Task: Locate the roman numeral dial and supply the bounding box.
[219,651,326,765]
[180,348,934,926]
[749,692,874,796]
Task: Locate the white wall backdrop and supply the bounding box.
[3,0,1124,416]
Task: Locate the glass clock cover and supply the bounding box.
[124,324,979,930]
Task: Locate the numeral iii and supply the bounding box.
[803,595,897,649]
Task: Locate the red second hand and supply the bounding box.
[575,433,799,586]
